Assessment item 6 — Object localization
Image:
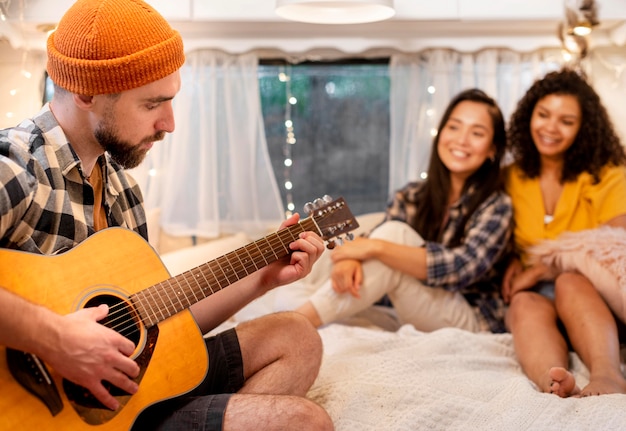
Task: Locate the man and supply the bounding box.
[0,0,333,430]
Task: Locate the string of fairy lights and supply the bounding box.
[279,64,298,217]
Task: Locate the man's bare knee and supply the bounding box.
[224,394,334,431]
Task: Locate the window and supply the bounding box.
[259,60,391,217]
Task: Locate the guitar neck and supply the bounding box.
[131,217,319,328]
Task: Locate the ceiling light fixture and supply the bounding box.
[569,21,592,36]
[275,0,395,25]
[564,0,599,37]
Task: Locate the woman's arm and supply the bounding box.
[330,192,513,292]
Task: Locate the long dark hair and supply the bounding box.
[412,88,506,245]
[507,68,626,183]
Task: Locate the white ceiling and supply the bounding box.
[2,0,626,54]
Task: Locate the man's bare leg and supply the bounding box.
[223,311,333,431]
[224,394,333,431]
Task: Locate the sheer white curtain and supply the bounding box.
[0,49,46,130]
[131,50,284,239]
[588,46,626,143]
[387,48,564,195]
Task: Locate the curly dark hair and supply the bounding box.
[507,68,626,183]
[413,88,507,245]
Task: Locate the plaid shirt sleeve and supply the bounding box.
[425,191,512,291]
[0,154,35,240]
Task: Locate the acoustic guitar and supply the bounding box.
[0,196,358,430]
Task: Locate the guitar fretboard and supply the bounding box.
[131,217,318,328]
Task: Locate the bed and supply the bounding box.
[157,212,626,431]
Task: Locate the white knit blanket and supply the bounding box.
[308,324,626,431]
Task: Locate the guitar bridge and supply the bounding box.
[6,348,63,416]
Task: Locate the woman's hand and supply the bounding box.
[501,258,522,303]
[502,259,552,303]
[330,259,363,298]
[330,237,380,263]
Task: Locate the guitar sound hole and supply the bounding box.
[84,295,141,346]
[63,293,157,421]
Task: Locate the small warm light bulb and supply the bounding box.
[562,50,573,61]
[572,24,592,36]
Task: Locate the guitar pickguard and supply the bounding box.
[64,326,158,426]
[6,348,64,416]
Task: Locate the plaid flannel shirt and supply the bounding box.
[384,181,513,332]
[0,104,147,255]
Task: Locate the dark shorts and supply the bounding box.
[131,327,245,431]
[531,281,555,300]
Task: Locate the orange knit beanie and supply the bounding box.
[47,0,185,95]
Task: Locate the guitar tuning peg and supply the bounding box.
[326,240,336,250]
[303,201,314,215]
[313,197,325,209]
[322,195,333,203]
[346,232,354,241]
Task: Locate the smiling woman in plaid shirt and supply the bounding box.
[297,88,513,334]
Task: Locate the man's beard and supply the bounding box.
[95,124,165,169]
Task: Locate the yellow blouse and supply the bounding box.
[505,163,626,263]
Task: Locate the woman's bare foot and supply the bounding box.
[580,372,626,396]
[548,367,580,397]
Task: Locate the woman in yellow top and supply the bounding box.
[503,68,626,397]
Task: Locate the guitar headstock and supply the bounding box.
[305,196,359,248]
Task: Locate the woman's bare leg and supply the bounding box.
[506,291,576,396]
[554,273,626,396]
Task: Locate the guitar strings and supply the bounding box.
[96,222,310,339]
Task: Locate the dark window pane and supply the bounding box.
[259,60,390,217]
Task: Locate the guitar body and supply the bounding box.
[0,228,208,431]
